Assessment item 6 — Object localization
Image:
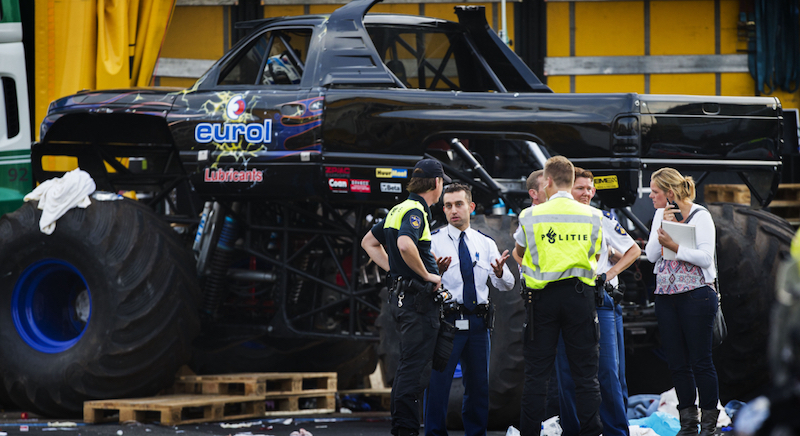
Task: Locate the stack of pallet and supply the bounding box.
[83,372,337,426]
[704,184,751,204]
[704,183,800,226]
[768,184,800,226]
[339,363,392,411]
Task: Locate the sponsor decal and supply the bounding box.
[195,120,273,144]
[204,168,263,183]
[226,95,246,120]
[376,168,408,178]
[325,166,351,177]
[409,215,422,229]
[328,178,348,193]
[351,179,370,193]
[593,175,619,190]
[380,182,402,193]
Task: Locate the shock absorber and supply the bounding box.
[201,216,238,319]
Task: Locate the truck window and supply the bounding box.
[367,27,499,92]
[218,29,311,86]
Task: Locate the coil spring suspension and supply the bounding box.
[201,216,238,319]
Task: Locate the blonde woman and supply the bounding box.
[645,168,719,436]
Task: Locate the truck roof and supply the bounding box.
[237,13,454,32]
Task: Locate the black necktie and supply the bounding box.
[459,232,477,311]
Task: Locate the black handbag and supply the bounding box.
[686,207,727,348]
[711,267,727,348]
[712,296,727,347]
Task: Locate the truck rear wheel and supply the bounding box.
[0,199,201,417]
[709,203,794,402]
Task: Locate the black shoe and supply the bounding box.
[698,408,720,436]
[677,407,699,436]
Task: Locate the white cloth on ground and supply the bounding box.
[23,169,96,235]
[658,387,731,427]
[629,425,662,436]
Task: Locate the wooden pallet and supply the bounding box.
[775,184,800,202]
[174,372,337,396]
[769,184,800,225]
[263,392,336,416]
[339,387,392,411]
[704,184,750,205]
[83,394,265,426]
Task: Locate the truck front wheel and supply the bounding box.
[0,198,201,417]
[710,203,795,402]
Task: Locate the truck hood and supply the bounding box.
[48,88,183,115]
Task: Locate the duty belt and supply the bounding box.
[442,302,490,317]
[543,277,582,290]
[390,276,430,295]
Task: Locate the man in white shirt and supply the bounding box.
[424,183,515,436]
[555,167,641,436]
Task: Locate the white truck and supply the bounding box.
[0,0,32,215]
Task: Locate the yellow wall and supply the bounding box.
[159,6,224,89]
[545,0,800,110]
[574,2,644,93]
[264,5,305,18]
[161,7,225,60]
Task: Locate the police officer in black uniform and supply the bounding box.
[361,159,451,436]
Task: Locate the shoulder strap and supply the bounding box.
[685,205,721,298]
[685,205,710,224]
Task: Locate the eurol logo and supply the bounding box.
[226,95,246,120]
[195,120,272,144]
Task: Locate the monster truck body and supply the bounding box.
[3,0,792,421]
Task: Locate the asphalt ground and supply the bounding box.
[0,412,510,436]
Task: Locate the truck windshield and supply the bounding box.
[367,26,500,92]
[218,29,312,86]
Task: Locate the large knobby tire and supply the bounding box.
[0,199,202,417]
[376,215,525,430]
[709,203,794,402]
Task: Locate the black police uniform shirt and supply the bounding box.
[371,192,438,282]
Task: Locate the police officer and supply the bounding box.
[513,169,545,265]
[556,167,641,436]
[514,169,561,422]
[361,158,451,436]
[424,183,515,436]
[514,156,603,436]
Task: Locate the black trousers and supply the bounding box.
[520,279,602,436]
[389,290,440,436]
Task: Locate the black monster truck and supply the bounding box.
[1,0,794,423]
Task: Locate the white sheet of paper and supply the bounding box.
[661,220,696,260]
[455,319,470,330]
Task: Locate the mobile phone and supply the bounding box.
[668,200,684,222]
